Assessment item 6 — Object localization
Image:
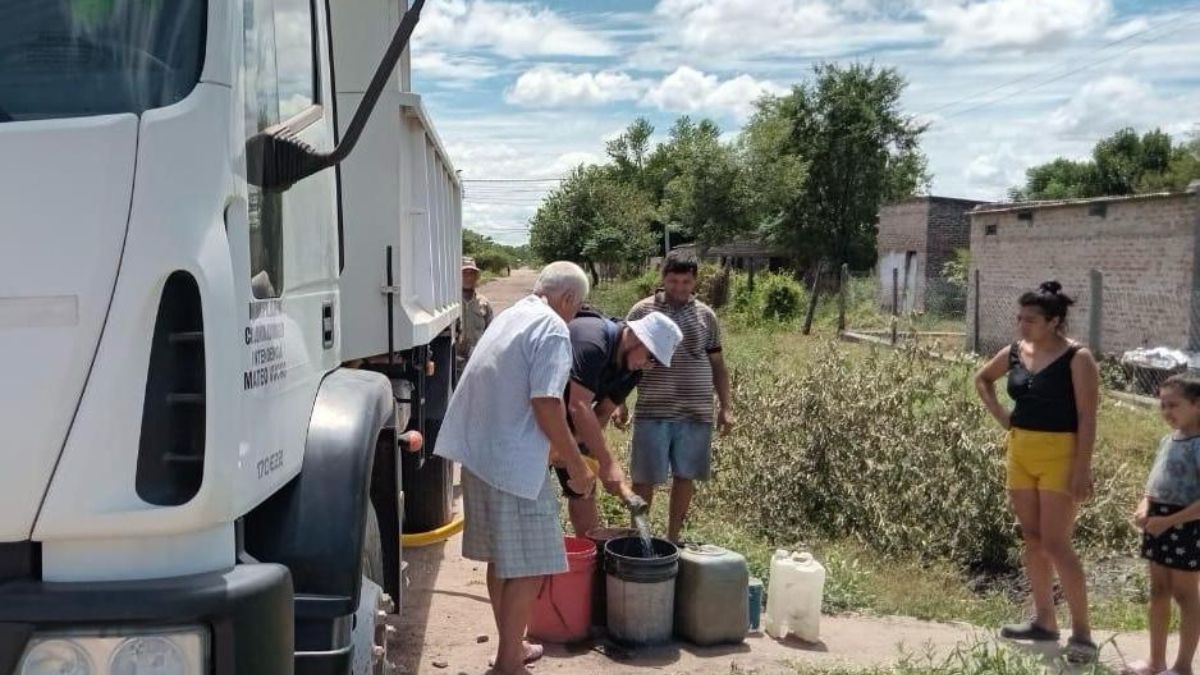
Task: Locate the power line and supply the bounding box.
[936,13,1200,121]
[920,6,1200,118]
[461,178,566,183]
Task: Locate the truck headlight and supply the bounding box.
[20,628,207,675]
[19,639,92,675]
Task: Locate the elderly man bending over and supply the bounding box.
[435,262,595,675]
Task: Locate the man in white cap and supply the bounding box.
[455,256,493,381]
[553,306,683,536]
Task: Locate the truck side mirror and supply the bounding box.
[247,0,427,191]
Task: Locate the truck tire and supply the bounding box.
[362,502,384,587]
[355,503,396,675]
[400,420,453,533]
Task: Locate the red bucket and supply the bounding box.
[528,536,596,644]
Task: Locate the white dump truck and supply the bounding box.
[0,0,461,672]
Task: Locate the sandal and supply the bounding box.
[999,621,1061,642]
[1065,635,1099,664]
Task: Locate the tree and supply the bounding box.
[653,117,752,247]
[606,117,655,188]
[764,63,928,273]
[739,96,809,231]
[528,165,656,284]
[462,229,524,274]
[1014,127,1200,200]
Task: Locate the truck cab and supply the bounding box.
[0,0,460,673]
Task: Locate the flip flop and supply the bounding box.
[999,621,1061,642]
[1065,635,1099,664]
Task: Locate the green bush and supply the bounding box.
[704,343,1134,570]
[762,274,804,320]
[698,264,731,308]
[632,268,661,299]
[725,271,807,327]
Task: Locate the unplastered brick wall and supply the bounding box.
[926,198,983,280]
[967,193,1199,356]
[877,199,931,309]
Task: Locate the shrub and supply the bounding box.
[762,274,804,321]
[724,271,807,327]
[704,343,1134,570]
[633,268,661,299]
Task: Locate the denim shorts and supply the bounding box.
[631,418,714,484]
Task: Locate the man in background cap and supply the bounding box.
[555,307,682,536]
[455,256,493,381]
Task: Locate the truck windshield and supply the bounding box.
[0,0,205,122]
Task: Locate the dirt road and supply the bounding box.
[480,268,538,313]
[388,270,1161,674]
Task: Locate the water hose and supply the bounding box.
[401,516,464,548]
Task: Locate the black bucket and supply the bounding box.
[604,537,679,583]
[587,527,637,627]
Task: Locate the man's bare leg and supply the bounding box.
[567,496,600,536]
[494,575,543,673]
[667,477,695,544]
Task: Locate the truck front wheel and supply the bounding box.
[354,503,396,675]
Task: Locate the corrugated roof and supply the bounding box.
[971,190,1193,216]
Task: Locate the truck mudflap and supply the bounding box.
[0,563,293,675]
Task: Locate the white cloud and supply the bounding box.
[923,0,1111,53]
[1104,16,1150,41]
[414,0,614,58]
[411,52,498,82]
[965,144,1033,194]
[655,0,841,53]
[642,67,787,120]
[1049,75,1155,138]
[506,67,646,107]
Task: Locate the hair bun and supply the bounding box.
[1039,280,1063,295]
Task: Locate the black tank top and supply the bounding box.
[1007,342,1080,433]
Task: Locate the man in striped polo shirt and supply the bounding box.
[626,254,734,543]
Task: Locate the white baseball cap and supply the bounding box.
[627,312,683,367]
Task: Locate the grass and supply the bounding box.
[769,637,1119,674]
[585,275,1166,634]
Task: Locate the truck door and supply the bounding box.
[238,0,340,506]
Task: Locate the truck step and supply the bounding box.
[166,392,206,405]
[167,330,205,345]
[162,452,204,464]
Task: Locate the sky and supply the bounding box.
[410,0,1200,244]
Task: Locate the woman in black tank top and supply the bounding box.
[974,281,1101,662]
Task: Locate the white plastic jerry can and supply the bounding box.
[763,550,826,643]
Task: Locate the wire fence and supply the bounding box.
[839,267,1198,398]
[969,270,1199,397]
[842,268,969,343]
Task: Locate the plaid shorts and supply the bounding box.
[461,468,567,579]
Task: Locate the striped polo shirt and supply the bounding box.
[627,292,722,423]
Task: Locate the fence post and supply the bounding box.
[891,267,900,346]
[838,263,849,333]
[747,259,756,293]
[1089,269,1103,354]
[972,270,981,354]
[802,261,823,336]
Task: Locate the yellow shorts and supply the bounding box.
[1006,428,1076,495]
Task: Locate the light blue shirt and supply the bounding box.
[1146,434,1200,506]
[436,295,573,499]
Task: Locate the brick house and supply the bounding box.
[877,196,986,313]
[967,186,1200,356]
